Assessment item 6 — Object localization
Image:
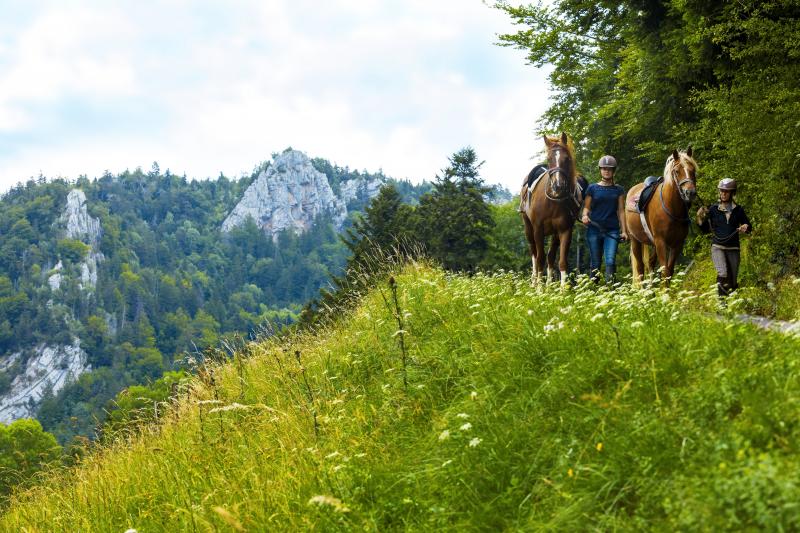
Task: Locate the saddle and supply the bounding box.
[626,176,662,213]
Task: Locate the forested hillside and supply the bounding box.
[0,154,429,443]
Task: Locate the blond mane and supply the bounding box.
[663,151,699,180]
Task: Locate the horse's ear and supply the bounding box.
[543,135,551,147]
[561,132,568,145]
[686,146,693,158]
[672,149,680,161]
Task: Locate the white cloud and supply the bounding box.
[0,1,551,194]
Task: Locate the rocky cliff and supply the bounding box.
[2,189,97,423]
[48,189,104,291]
[0,342,89,423]
[222,150,383,238]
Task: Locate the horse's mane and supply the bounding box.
[544,134,578,179]
[663,151,698,180]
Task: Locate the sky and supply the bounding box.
[0,1,552,194]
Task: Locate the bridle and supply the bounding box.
[659,160,696,223]
[544,145,575,204]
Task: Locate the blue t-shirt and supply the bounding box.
[586,183,625,230]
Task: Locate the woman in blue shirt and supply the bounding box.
[581,155,628,282]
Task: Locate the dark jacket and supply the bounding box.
[699,203,752,249]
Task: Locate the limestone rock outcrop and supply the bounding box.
[0,342,90,423]
[49,189,104,290]
[222,150,383,238]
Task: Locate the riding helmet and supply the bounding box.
[717,178,737,191]
[598,155,617,169]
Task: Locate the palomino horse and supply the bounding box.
[520,133,580,286]
[625,148,698,284]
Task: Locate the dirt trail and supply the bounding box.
[738,314,800,336]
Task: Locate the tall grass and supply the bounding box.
[2,263,799,531]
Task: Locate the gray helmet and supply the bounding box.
[718,178,737,191]
[598,155,617,169]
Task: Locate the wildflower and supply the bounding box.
[596,442,603,452]
[527,309,534,316]
[468,437,482,447]
[124,530,138,533]
[308,495,350,513]
[567,468,574,478]
[470,391,478,400]
[456,413,470,419]
[460,422,473,431]
[196,399,223,406]
[630,321,644,329]
[438,430,450,441]
[590,313,604,322]
[325,451,340,459]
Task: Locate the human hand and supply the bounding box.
[738,224,749,233]
[696,206,709,219]
[620,232,628,242]
[581,214,590,225]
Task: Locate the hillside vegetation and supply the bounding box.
[3,263,799,530]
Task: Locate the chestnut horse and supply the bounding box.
[520,133,580,286]
[625,148,698,284]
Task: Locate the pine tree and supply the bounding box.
[417,147,494,272]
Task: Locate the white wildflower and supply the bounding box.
[460,422,473,431]
[630,321,644,328]
[325,451,340,459]
[456,413,470,419]
[590,313,604,322]
[470,391,478,400]
[308,495,350,513]
[527,309,534,316]
[196,400,223,406]
[438,430,451,441]
[468,437,482,448]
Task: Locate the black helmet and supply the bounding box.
[718,178,737,191]
[598,155,617,169]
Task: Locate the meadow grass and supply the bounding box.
[2,262,799,531]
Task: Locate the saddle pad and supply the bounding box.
[626,194,641,213]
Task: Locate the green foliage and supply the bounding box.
[0,419,61,500]
[56,239,90,264]
[3,265,799,530]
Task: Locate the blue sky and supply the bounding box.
[0,1,551,194]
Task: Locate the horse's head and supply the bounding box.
[666,147,698,204]
[543,132,577,200]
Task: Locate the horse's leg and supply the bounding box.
[533,225,547,286]
[547,236,559,283]
[630,239,644,286]
[653,239,670,286]
[663,246,678,288]
[522,215,538,284]
[558,228,572,288]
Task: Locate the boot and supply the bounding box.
[605,267,616,285]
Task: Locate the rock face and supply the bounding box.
[48,189,104,290]
[222,150,383,238]
[0,342,90,423]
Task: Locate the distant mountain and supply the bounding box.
[0,150,429,442]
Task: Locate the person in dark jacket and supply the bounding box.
[696,178,752,298]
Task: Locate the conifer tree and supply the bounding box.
[417,147,494,272]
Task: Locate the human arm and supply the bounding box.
[696,206,711,233]
[581,192,592,225]
[616,193,628,241]
[737,208,752,234]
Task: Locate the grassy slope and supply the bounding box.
[3,263,800,531]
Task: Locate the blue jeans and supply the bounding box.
[586,225,620,281]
